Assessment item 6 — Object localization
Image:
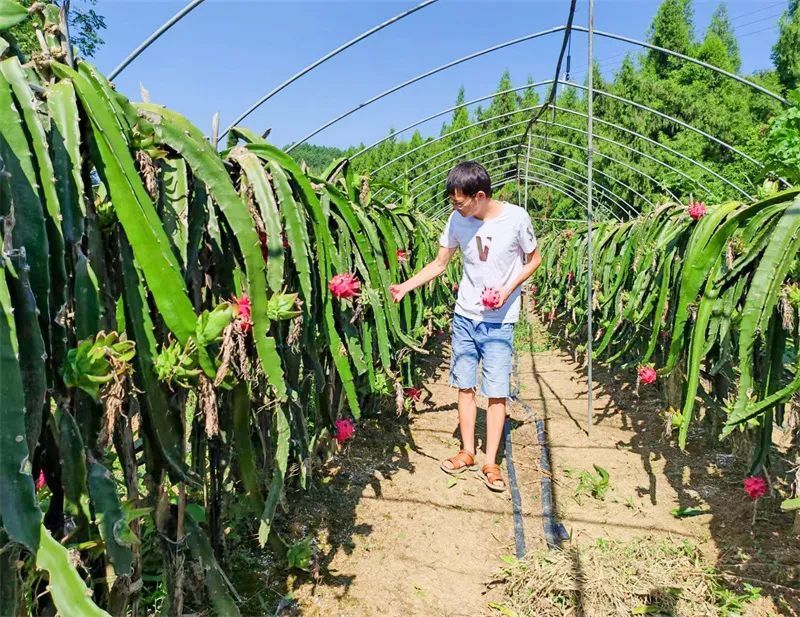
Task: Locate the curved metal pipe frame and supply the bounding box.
[375,102,741,198]
[418,152,636,218]
[553,104,752,199]
[425,159,623,220]
[286,25,785,150]
[372,107,710,200]
[404,137,651,213]
[526,132,679,201]
[109,0,207,80]
[352,78,763,178]
[429,170,620,222]
[572,26,788,105]
[417,153,634,219]
[286,26,568,151]
[219,0,441,142]
[408,142,641,217]
[558,80,762,168]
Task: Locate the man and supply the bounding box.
[390,161,541,492]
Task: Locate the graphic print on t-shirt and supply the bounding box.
[475,236,492,261]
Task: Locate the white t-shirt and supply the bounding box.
[439,202,537,324]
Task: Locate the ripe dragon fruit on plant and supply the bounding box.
[396,248,409,264]
[481,287,502,309]
[329,273,361,299]
[687,201,707,220]
[638,365,657,385]
[333,418,355,443]
[232,294,253,332]
[743,475,768,500]
[404,387,422,402]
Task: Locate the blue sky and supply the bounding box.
[89,1,788,149]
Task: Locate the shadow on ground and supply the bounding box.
[521,312,800,616]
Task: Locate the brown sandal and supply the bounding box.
[481,464,506,492]
[440,450,476,475]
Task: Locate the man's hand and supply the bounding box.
[390,283,408,303]
[493,286,513,310]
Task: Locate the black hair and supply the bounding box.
[445,161,493,198]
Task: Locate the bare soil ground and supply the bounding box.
[236,329,799,616]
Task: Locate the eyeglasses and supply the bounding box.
[450,195,475,210]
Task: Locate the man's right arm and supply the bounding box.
[390,246,456,303]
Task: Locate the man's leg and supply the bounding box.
[477,322,514,489]
[443,315,479,472]
[458,388,478,455]
[484,397,506,465]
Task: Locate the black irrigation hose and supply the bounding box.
[503,417,526,558]
[509,344,567,551]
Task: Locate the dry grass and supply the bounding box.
[493,537,763,617]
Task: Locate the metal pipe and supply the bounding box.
[524,133,531,207]
[430,173,620,222]
[351,78,765,177]
[413,148,639,218]
[420,156,631,218]
[377,103,745,199]
[406,139,648,214]
[378,127,678,206]
[554,104,752,199]
[559,80,763,168]
[516,0,578,155]
[108,0,207,80]
[220,0,441,143]
[286,26,568,151]
[426,162,622,220]
[573,26,788,105]
[429,175,592,220]
[370,105,713,197]
[373,113,694,204]
[288,25,784,152]
[421,157,630,221]
[587,0,595,436]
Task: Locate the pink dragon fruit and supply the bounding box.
[638,365,657,385]
[329,273,361,299]
[688,201,707,220]
[404,387,422,402]
[333,418,355,443]
[35,470,46,491]
[743,475,768,500]
[481,287,502,309]
[567,272,575,285]
[232,294,253,332]
[396,249,409,264]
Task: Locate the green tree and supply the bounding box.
[707,3,740,71]
[8,0,105,58]
[647,0,695,75]
[772,0,800,92]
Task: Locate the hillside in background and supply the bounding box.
[286,142,346,175]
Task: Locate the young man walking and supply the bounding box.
[390,161,541,491]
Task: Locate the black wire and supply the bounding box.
[515,0,578,166]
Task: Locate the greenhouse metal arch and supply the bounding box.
[107,0,791,475]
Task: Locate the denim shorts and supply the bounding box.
[449,313,514,398]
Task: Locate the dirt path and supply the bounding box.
[287,351,543,617]
[279,337,799,616]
